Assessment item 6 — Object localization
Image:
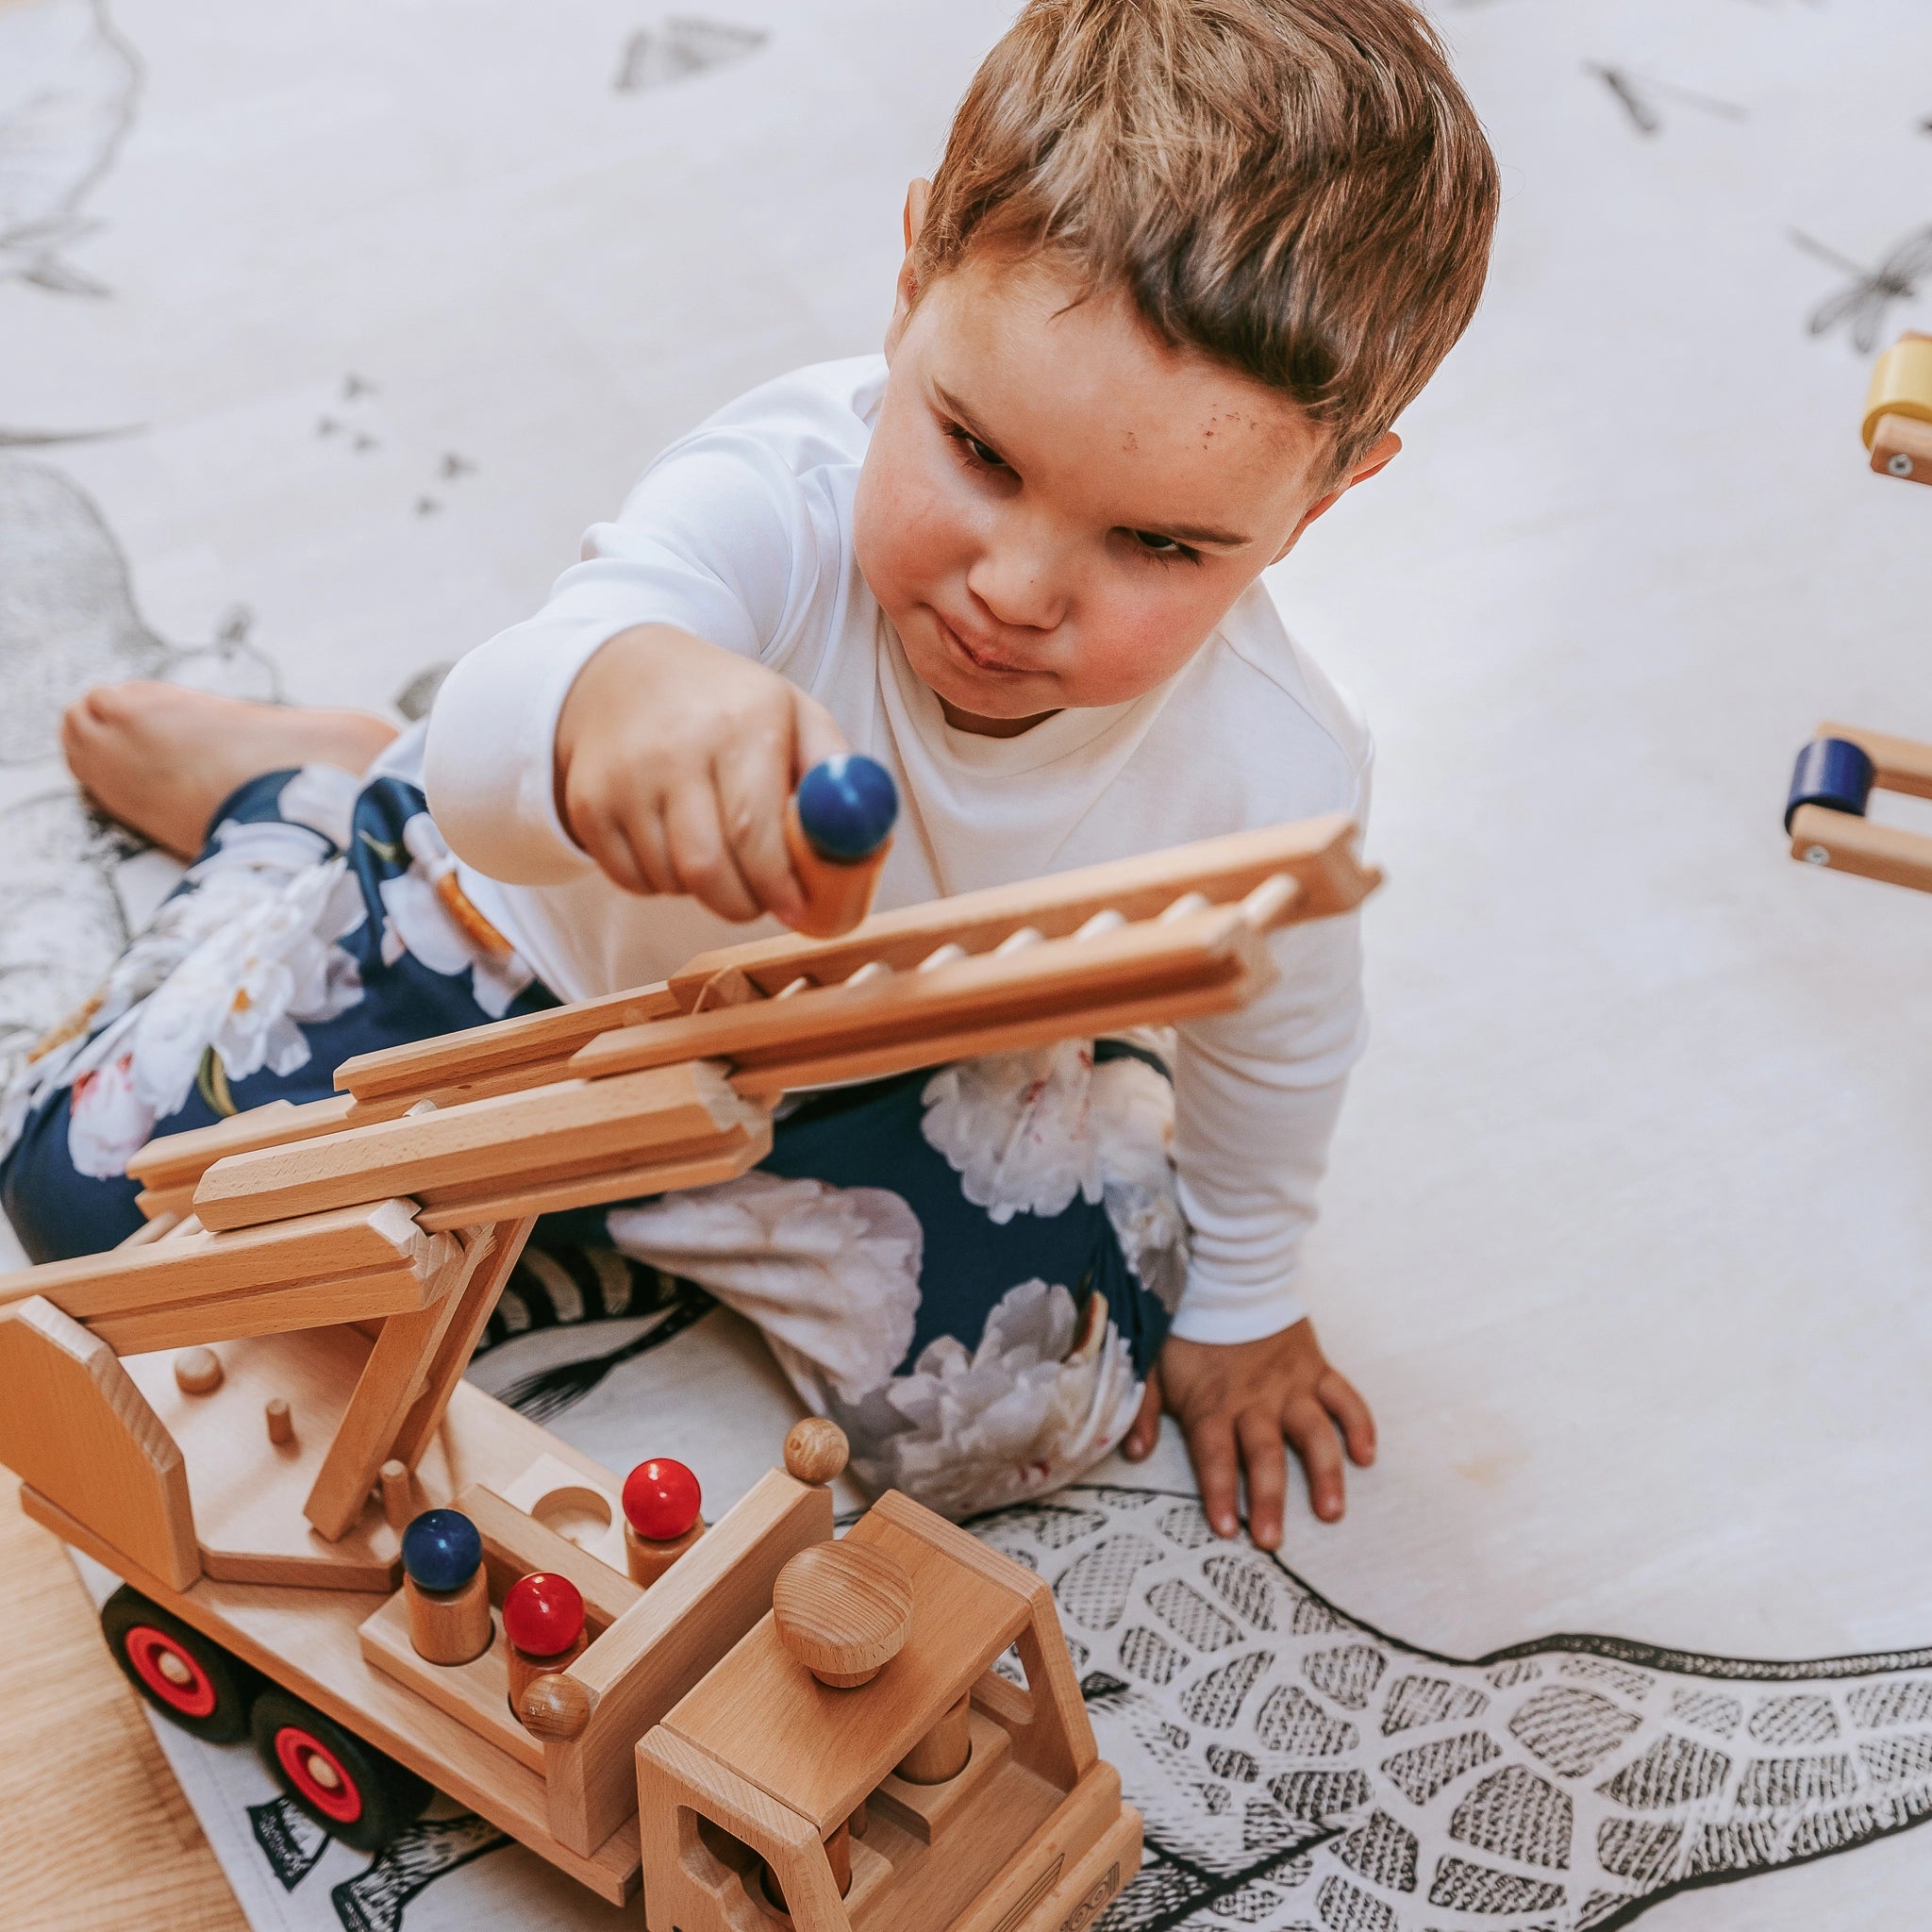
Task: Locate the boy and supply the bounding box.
[23,0,1497,1548]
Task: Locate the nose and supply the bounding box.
[963,511,1067,633]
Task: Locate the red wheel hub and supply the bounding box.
[274,1724,363,1824]
[124,1624,217,1719]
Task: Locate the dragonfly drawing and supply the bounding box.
[1793,225,1932,354]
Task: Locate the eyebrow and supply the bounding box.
[931,382,1253,549]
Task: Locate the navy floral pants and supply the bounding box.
[0,767,1185,1516]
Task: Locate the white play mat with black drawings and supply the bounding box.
[7,1,1932,1927]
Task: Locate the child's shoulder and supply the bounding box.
[1176,581,1373,823]
[666,356,889,475]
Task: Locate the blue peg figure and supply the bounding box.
[401,1508,492,1666]
[784,754,899,937]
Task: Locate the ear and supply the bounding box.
[885,178,933,360]
[1270,431,1402,563]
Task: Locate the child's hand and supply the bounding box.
[1122,1320,1374,1550]
[555,625,846,926]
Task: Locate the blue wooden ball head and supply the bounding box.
[795,754,898,863]
[402,1507,482,1593]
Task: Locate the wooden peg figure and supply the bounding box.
[504,1572,587,1716]
[782,754,898,938]
[401,1508,492,1666]
[621,1457,705,1587]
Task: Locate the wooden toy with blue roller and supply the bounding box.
[1785,724,1932,894]
[0,768,1378,1923]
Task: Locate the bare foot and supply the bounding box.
[62,682,400,860]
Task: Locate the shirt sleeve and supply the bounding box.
[1165,896,1367,1345]
[424,433,830,884]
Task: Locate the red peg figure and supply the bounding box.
[622,1457,707,1588]
[504,1572,588,1718]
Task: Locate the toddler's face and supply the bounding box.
[855,221,1395,737]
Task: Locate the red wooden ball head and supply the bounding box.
[622,1457,707,1588]
[623,1457,702,1541]
[504,1572,589,1722]
[504,1572,585,1658]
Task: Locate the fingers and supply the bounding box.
[562,791,655,896]
[1184,1412,1243,1540]
[1284,1396,1347,1524]
[714,730,808,926]
[1235,1410,1289,1552]
[790,689,848,778]
[1321,1370,1377,1467]
[660,770,763,923]
[1121,1371,1163,1461]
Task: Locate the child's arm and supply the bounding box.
[1122,1324,1375,1553]
[554,624,846,927]
[1126,904,1375,1548]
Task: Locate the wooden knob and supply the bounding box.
[783,1417,849,1487]
[773,1542,911,1688]
[518,1672,593,1740]
[173,1347,223,1395]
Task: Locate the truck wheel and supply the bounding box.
[250,1688,431,1852]
[101,1586,258,1743]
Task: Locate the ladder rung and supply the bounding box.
[1074,909,1126,941]
[1239,874,1298,928]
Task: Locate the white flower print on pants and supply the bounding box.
[921,1040,1190,1312]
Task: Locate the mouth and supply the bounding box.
[933,611,1032,676]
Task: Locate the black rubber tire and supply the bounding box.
[100,1585,259,1744]
[250,1687,432,1853]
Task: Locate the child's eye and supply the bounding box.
[1128,530,1200,564]
[944,424,1011,472]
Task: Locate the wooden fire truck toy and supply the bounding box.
[0,766,1376,1930]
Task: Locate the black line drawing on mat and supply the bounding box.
[249,1792,332,1891]
[466,1248,720,1424]
[393,661,452,722]
[0,459,283,1088]
[0,0,141,297]
[615,16,768,92]
[0,458,281,767]
[1584,63,1746,138]
[1793,225,1932,352]
[0,790,142,1093]
[329,1814,510,1932]
[968,1486,1932,1931]
[0,425,138,448]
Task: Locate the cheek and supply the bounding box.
[1069,568,1236,704]
[855,422,973,608]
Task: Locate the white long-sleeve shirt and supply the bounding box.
[425,356,1371,1343]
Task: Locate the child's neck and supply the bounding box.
[939,695,1059,739]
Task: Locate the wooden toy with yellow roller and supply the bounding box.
[1861,329,1932,484]
[0,764,1377,1925]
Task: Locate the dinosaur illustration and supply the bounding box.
[0,458,281,1091]
[969,1486,1932,1932]
[0,0,139,297]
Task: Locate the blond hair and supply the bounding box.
[915,0,1499,474]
